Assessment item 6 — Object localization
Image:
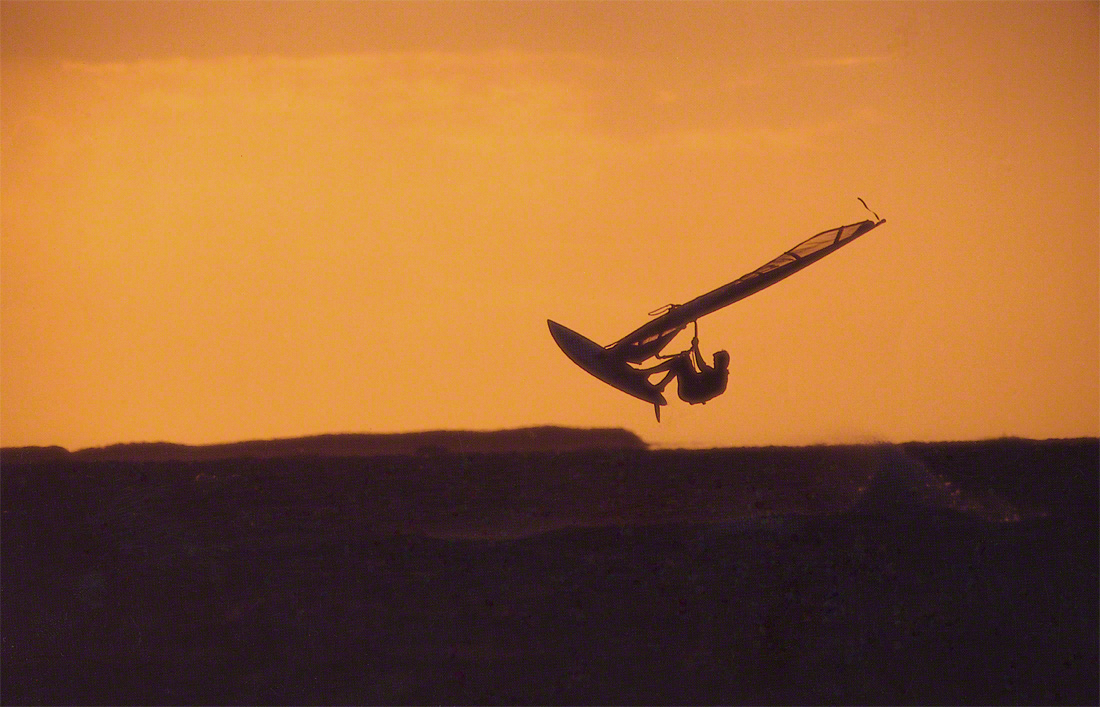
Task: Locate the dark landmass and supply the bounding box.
[2,437,1096,705]
[0,426,647,465]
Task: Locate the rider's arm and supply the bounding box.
[691,337,710,371]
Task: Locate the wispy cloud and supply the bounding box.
[59,51,593,126]
[794,51,899,69]
[51,49,891,164]
[656,109,883,155]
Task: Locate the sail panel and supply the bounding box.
[608,219,884,363]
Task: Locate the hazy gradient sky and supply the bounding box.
[2,1,1097,449]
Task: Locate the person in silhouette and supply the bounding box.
[639,333,730,407]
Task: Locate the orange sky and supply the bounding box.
[2,1,1097,450]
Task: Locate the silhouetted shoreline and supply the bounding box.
[5,428,1093,466]
[0,426,648,464]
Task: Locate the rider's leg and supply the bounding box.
[635,357,677,376]
[652,369,677,392]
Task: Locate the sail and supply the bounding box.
[607,219,885,363]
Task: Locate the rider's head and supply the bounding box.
[713,350,730,370]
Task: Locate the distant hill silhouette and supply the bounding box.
[0,427,647,464]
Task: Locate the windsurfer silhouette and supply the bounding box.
[549,213,886,420]
[636,327,730,420]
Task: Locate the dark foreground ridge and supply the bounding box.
[0,425,647,464]
[3,438,1096,704]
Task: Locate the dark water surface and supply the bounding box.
[3,439,1096,704]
